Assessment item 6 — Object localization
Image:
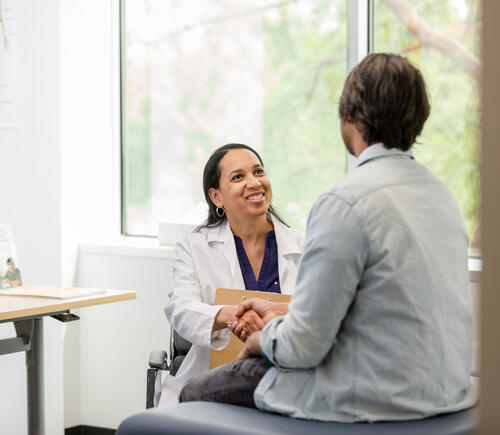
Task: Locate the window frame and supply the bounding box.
[119,0,480,263]
[119,0,373,237]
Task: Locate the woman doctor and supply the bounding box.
[162,143,303,404]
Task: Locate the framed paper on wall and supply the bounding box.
[0,0,17,128]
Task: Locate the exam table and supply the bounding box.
[116,401,476,435]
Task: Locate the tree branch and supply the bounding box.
[306,56,345,101]
[382,0,480,83]
[133,0,301,45]
[0,0,9,50]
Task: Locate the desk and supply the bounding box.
[0,287,136,435]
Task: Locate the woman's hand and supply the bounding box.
[212,305,238,332]
[237,331,262,360]
[229,309,265,342]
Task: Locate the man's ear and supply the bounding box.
[208,187,223,208]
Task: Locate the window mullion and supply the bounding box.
[346,0,372,173]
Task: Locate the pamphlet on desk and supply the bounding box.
[0,286,106,299]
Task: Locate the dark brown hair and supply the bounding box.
[338,53,430,151]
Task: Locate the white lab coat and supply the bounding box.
[160,214,304,406]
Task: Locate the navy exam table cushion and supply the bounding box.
[116,402,476,435]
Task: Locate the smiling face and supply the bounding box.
[208,148,272,223]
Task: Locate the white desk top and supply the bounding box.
[0,286,136,321]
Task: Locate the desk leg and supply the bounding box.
[27,318,45,435]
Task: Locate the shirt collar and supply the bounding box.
[356,143,414,167]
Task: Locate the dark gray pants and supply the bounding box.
[179,357,270,408]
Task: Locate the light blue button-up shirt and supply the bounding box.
[255,143,477,422]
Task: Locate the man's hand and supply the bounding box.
[236,298,289,324]
[237,331,262,360]
[229,309,265,342]
[230,298,289,341]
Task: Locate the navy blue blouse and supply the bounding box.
[234,230,281,293]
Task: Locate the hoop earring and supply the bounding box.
[216,206,225,218]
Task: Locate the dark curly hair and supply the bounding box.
[339,53,430,151]
[196,143,285,231]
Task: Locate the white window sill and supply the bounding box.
[79,236,174,259]
[79,236,483,282]
[468,257,481,283]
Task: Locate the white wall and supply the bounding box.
[0,0,120,433]
[0,1,64,434]
[71,245,171,428]
[59,1,119,427]
[59,0,120,279]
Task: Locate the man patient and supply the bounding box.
[178,53,477,422]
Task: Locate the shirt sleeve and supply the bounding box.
[164,237,230,349]
[260,193,368,369]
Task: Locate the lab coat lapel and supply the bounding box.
[271,215,301,289]
[206,220,245,289]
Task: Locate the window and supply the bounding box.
[121,0,481,252]
[121,0,347,236]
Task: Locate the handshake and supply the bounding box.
[226,298,289,342]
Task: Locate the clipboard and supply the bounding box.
[209,288,291,369]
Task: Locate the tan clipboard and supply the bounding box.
[209,288,291,369]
